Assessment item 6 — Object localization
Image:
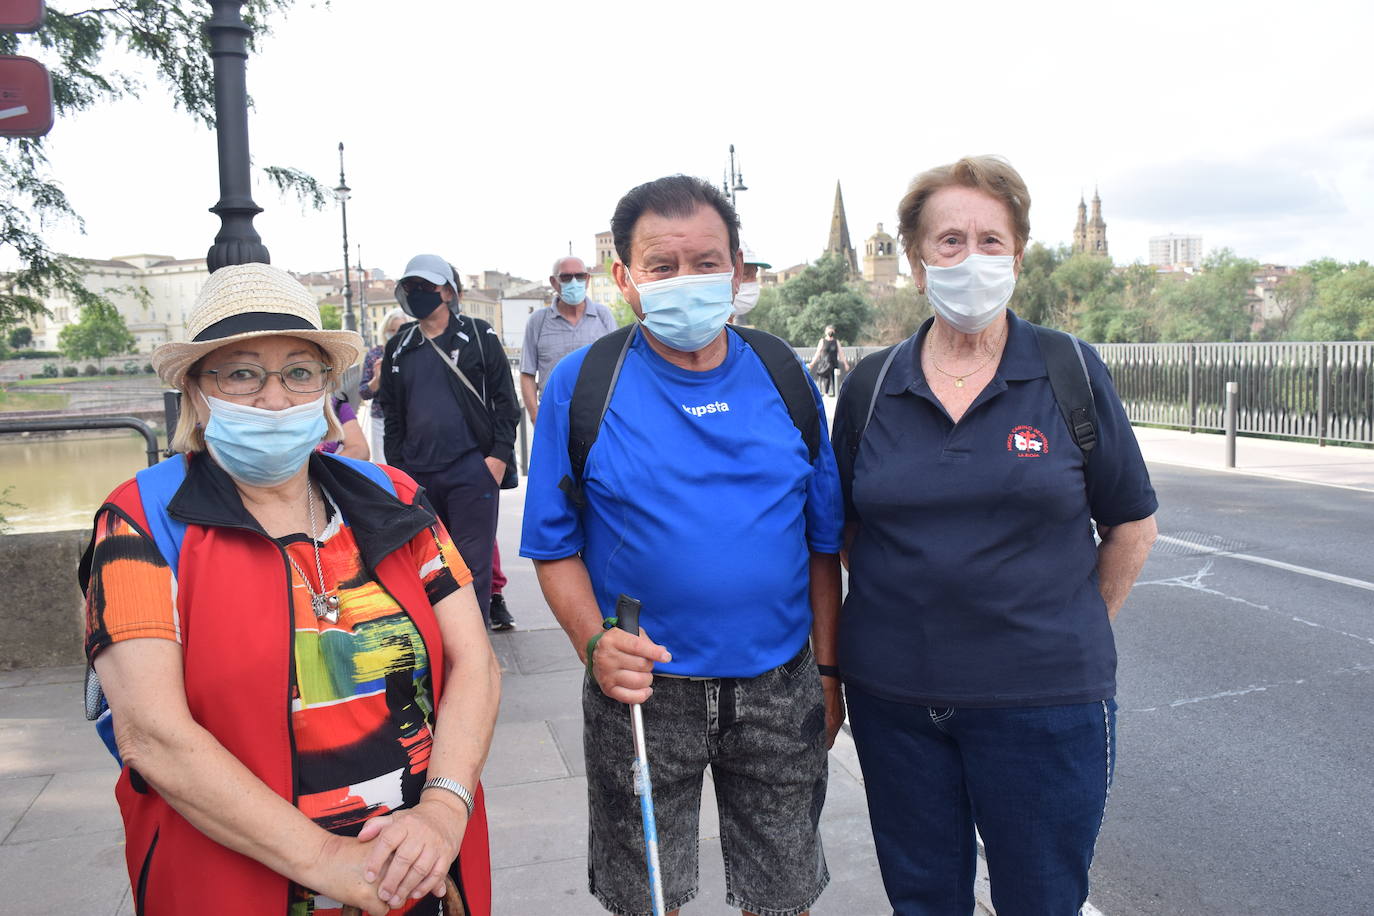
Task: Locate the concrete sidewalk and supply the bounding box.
[1130,425,1374,491]
[4,424,1368,913]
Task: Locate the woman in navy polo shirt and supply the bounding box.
[831,155,1158,915]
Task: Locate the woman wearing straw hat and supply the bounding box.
[80,263,499,916]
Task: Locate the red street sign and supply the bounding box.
[0,55,53,137]
[0,0,45,33]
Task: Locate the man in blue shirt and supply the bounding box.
[521,175,843,916]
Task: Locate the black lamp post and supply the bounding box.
[333,142,355,332]
[722,143,748,208]
[205,0,269,271]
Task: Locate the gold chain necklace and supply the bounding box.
[284,484,340,623]
[928,328,1007,388]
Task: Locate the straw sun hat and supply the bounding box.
[152,262,364,390]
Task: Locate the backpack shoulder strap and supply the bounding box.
[730,325,820,463]
[134,453,190,579]
[857,345,900,445]
[1033,325,1098,454]
[559,324,637,508]
[321,452,398,495]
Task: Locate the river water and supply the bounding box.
[0,434,152,534]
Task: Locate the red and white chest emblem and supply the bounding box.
[1007,425,1049,457]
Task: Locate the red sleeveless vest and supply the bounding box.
[101,462,491,915]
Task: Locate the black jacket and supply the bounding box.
[378,311,520,488]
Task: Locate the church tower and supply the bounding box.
[825,181,859,274]
[863,222,899,287]
[1087,188,1109,258]
[1071,188,1109,258]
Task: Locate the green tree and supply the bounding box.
[864,285,929,345]
[1011,243,1068,327]
[1051,253,1118,333]
[1,2,314,329]
[317,302,341,330]
[7,326,33,349]
[751,253,872,345]
[1077,263,1160,343]
[57,300,135,365]
[1290,263,1374,340]
[1156,250,1259,341]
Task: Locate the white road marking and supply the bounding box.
[1155,534,1374,593]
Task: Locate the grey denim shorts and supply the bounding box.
[582,644,830,916]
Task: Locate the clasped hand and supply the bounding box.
[591,626,671,705]
[315,797,464,915]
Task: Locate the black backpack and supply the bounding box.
[842,324,1099,456]
[557,324,820,508]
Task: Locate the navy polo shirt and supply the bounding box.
[831,311,1157,707]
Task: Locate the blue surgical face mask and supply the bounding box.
[629,270,735,352]
[201,391,328,487]
[559,278,587,306]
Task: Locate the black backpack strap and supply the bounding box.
[1033,325,1097,454]
[559,324,637,508]
[730,325,820,462]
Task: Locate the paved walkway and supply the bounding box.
[2,425,1369,914]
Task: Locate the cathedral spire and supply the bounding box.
[826,180,858,274]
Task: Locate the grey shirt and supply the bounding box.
[519,299,618,391]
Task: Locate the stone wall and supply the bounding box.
[0,529,88,670]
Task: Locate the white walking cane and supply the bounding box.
[614,594,666,916]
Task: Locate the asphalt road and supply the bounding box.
[1091,465,1374,915]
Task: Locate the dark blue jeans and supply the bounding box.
[846,685,1116,916]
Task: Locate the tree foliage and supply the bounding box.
[749,253,872,345]
[7,326,32,348]
[1289,263,1374,341]
[1,2,307,328]
[57,300,135,364]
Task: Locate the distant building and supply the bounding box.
[1072,189,1109,258]
[594,230,616,268]
[863,222,900,288]
[825,181,859,274]
[500,286,554,349]
[1149,234,1204,269]
[23,254,211,353]
[1251,263,1297,324]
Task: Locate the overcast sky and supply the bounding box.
[25,0,1374,284]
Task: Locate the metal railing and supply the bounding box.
[1097,342,1373,446]
[0,416,162,466]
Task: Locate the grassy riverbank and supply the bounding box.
[0,388,68,412]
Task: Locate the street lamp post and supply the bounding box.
[334,142,355,332]
[205,0,269,271]
[722,143,748,208]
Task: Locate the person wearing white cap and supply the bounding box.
[80,262,500,916]
[731,241,771,321]
[378,254,520,631]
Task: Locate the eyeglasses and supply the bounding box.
[196,360,332,395]
[557,272,590,283]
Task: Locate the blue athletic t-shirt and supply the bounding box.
[520,327,843,678]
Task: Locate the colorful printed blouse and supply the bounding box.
[84,487,473,916]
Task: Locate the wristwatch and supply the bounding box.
[422,777,474,818]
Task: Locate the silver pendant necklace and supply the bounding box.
[285,483,340,623]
